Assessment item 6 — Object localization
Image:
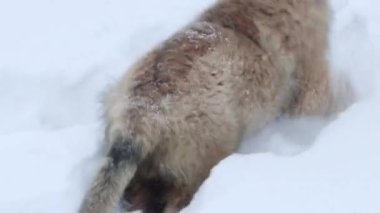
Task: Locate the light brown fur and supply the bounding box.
[79,0,349,212]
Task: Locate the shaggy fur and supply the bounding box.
[79,0,349,212]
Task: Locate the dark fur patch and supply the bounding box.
[143,178,172,213]
[108,136,140,166]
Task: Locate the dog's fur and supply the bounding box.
[79,0,348,212]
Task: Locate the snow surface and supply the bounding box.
[0,0,379,212]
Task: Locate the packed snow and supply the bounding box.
[0,0,379,212]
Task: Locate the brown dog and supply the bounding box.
[79,0,347,212]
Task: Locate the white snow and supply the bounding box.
[0,0,379,212]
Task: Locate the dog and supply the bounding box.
[79,0,350,212]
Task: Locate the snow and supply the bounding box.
[0,0,379,212]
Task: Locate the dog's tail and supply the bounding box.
[79,136,145,213]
